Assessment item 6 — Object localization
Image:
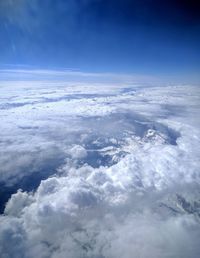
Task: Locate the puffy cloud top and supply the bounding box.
[0,81,200,257]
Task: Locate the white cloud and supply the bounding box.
[67,145,88,159]
[0,69,159,85]
[0,80,200,257]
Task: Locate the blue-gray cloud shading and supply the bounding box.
[0,80,200,258]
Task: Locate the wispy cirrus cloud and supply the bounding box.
[0,68,160,84]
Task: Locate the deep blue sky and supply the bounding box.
[0,0,200,80]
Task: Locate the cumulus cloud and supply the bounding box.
[67,145,88,159]
[1,175,200,258]
[0,80,200,257]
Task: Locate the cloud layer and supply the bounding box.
[0,79,200,257]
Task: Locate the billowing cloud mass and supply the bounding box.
[0,76,200,258]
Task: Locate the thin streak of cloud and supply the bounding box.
[0,69,160,85]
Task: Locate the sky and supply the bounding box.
[0,0,200,81]
[0,2,200,256]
